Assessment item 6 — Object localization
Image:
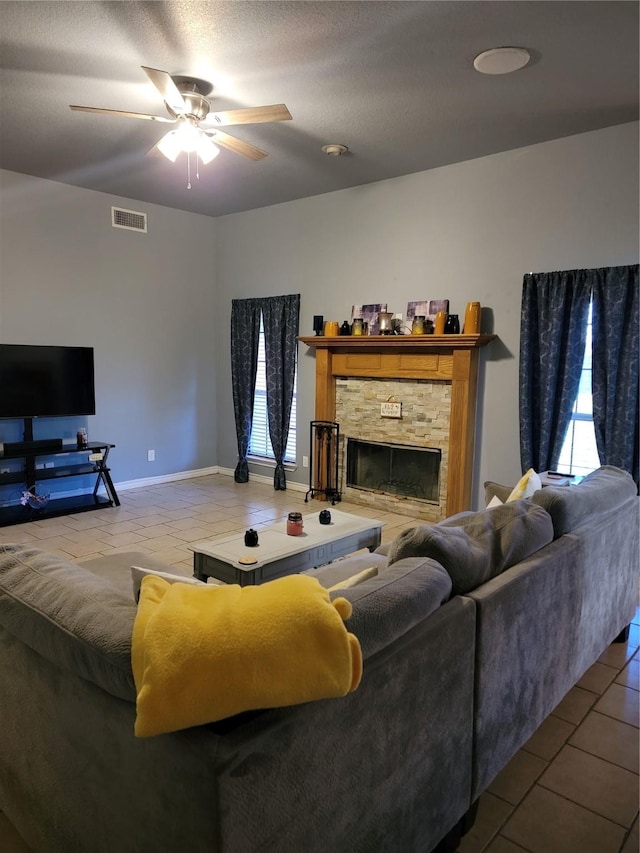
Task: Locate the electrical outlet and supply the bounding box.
[302,456,309,468]
[147,449,155,462]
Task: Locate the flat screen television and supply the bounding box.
[0,344,95,419]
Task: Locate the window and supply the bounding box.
[248,319,297,463]
[557,301,600,476]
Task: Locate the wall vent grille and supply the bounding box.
[111,207,147,233]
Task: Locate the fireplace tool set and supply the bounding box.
[305,420,341,505]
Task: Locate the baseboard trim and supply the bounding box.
[215,467,308,493]
[115,466,308,494]
[115,466,220,492]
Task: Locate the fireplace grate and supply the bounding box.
[346,438,440,503]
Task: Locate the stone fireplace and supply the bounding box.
[300,334,495,519]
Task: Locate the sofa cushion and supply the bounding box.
[333,557,453,659]
[484,481,513,505]
[387,502,554,595]
[0,544,137,702]
[531,465,637,537]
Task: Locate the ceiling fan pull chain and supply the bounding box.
[187,151,192,190]
[196,153,201,183]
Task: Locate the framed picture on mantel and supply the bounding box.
[406,299,449,325]
[351,304,388,336]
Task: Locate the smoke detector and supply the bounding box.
[473,47,531,75]
[322,144,349,156]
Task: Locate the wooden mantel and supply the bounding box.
[299,334,496,516]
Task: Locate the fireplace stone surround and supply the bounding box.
[300,334,495,519]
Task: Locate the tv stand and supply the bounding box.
[0,440,120,527]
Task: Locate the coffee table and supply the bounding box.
[188,508,384,586]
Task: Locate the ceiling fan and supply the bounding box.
[70,66,292,166]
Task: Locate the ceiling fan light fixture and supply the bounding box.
[157,130,182,162]
[197,135,219,165]
[473,47,531,75]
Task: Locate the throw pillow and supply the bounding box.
[131,565,207,602]
[387,501,554,595]
[328,566,378,591]
[506,468,542,502]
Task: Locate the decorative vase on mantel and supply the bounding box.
[463,301,481,334]
[444,314,460,334]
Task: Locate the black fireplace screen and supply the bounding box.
[346,438,441,502]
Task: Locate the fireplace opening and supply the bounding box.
[346,438,441,503]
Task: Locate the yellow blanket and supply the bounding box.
[132,573,362,737]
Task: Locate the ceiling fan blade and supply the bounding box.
[206,129,268,161]
[70,105,175,123]
[204,104,292,127]
[141,66,187,113]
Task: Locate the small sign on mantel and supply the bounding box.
[380,401,402,419]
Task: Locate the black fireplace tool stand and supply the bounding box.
[305,420,341,505]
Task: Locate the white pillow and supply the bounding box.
[328,566,378,591]
[507,468,542,502]
[131,565,209,602]
[487,494,504,508]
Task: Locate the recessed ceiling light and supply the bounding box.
[322,144,349,156]
[473,47,531,75]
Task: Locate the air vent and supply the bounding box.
[111,206,147,233]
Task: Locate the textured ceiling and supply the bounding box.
[1,1,638,218]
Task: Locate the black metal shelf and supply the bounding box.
[0,438,120,527]
[0,494,112,526]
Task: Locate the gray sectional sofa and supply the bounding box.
[0,466,637,853]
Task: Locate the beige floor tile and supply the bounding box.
[615,658,640,692]
[169,527,224,543]
[577,661,619,695]
[485,837,529,853]
[166,515,220,531]
[522,714,575,761]
[57,538,112,559]
[598,624,640,669]
[569,711,639,773]
[457,792,514,853]
[487,750,548,806]
[92,531,149,548]
[0,527,39,544]
[594,682,640,727]
[538,744,639,828]
[141,534,189,553]
[502,785,626,853]
[551,685,598,725]
[58,513,109,530]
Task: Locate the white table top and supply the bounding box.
[188,508,384,570]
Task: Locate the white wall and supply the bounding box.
[0,171,218,483]
[214,122,639,506]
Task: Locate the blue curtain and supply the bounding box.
[519,271,591,472]
[230,298,262,483]
[261,294,300,490]
[591,265,639,485]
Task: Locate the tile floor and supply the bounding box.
[0,473,638,852]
